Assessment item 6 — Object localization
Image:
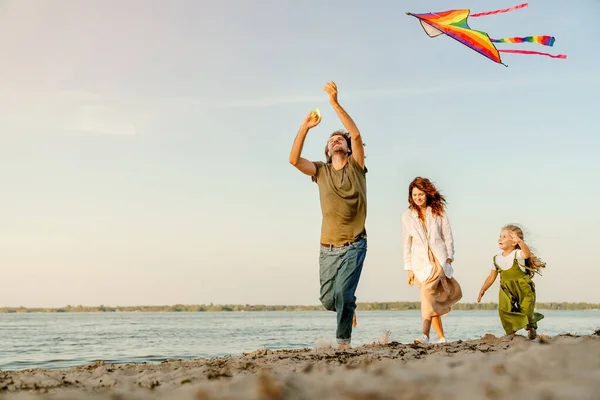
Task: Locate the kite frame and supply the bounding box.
[406,3,566,66]
[406,10,508,67]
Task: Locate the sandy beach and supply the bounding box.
[2,332,599,399]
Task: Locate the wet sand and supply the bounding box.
[2,333,599,399]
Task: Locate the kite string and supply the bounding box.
[470,3,528,17]
[498,49,567,59]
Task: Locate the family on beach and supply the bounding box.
[289,82,546,348]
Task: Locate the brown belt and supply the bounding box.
[321,234,366,249]
[321,241,352,248]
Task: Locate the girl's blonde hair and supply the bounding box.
[503,224,546,276]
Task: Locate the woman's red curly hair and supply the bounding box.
[408,177,447,219]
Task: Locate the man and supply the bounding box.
[288,81,367,349]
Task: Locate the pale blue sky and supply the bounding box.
[1,0,599,307]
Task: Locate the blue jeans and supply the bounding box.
[318,237,367,344]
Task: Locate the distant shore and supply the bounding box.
[1,301,598,313]
[2,332,599,399]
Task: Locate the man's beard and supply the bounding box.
[331,146,347,155]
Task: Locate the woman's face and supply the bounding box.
[412,187,427,208]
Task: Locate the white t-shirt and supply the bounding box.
[493,249,526,272]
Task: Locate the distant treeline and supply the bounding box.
[1,302,598,313]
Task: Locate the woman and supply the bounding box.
[402,177,462,344]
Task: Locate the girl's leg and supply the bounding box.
[520,282,541,340]
[498,286,524,336]
[432,316,445,340]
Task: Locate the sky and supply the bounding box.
[1,0,599,308]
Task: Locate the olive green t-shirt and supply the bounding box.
[312,155,367,246]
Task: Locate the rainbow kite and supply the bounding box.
[406,3,566,66]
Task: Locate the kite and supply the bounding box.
[406,3,566,66]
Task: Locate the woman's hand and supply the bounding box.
[407,270,415,286]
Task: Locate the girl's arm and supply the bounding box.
[509,231,531,259]
[517,240,531,259]
[477,270,498,303]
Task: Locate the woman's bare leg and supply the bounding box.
[432,316,444,340]
[414,317,432,344]
[422,318,432,337]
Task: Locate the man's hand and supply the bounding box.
[289,111,319,177]
[407,270,415,286]
[303,110,321,129]
[324,81,338,105]
[323,80,365,168]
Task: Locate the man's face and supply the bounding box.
[327,134,348,157]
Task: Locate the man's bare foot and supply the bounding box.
[528,328,537,340]
[502,333,516,341]
[337,343,351,350]
[352,312,357,327]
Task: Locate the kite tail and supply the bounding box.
[491,36,556,47]
[498,49,567,59]
[470,3,528,17]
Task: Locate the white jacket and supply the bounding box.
[402,207,455,282]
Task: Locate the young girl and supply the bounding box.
[478,224,546,339]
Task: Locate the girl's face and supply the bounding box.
[412,187,427,208]
[498,229,515,251]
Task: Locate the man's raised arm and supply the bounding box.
[324,81,364,169]
[289,111,320,176]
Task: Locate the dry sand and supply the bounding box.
[2,333,599,399]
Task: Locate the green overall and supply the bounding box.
[493,251,544,335]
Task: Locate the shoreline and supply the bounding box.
[2,302,599,313]
[3,311,597,374]
[2,332,599,399]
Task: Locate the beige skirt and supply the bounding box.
[414,247,463,319]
